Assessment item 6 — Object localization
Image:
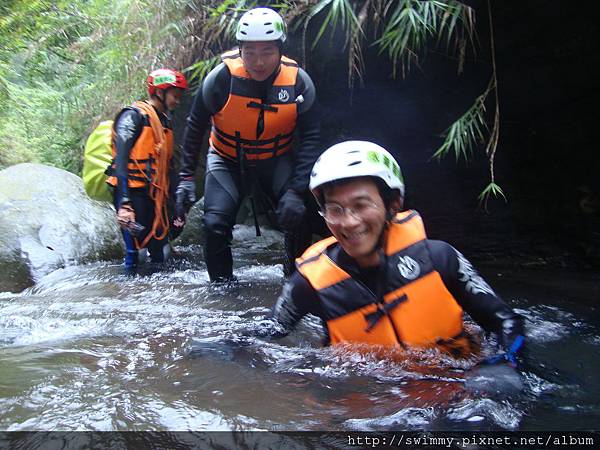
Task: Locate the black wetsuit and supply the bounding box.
[271,240,524,351]
[179,60,322,281]
[112,106,178,266]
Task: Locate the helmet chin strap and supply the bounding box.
[373,219,392,303]
[359,208,396,266]
[157,90,167,111]
[377,211,394,254]
[152,90,176,120]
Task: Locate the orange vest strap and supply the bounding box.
[132,101,165,150]
[211,124,294,147]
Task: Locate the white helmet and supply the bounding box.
[309,140,405,201]
[236,8,286,42]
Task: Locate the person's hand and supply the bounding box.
[176,178,196,205]
[465,335,525,396]
[176,178,196,204]
[117,204,135,229]
[482,334,525,368]
[276,189,306,230]
[465,362,524,397]
[173,195,187,228]
[175,178,196,226]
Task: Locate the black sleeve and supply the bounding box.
[428,240,524,350]
[288,68,321,193]
[179,63,231,178]
[270,269,322,335]
[113,108,144,206]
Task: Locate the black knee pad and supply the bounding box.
[203,213,233,239]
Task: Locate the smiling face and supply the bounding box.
[322,178,388,268]
[240,41,281,81]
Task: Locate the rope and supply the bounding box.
[130,101,170,249]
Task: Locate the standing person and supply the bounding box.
[270,141,525,366]
[175,7,321,283]
[107,69,188,274]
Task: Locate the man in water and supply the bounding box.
[175,7,321,283]
[269,140,524,364]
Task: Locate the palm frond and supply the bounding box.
[376,0,474,78]
[309,0,361,50]
[185,56,220,90]
[376,0,434,77]
[434,0,503,204]
[478,182,507,209]
[432,85,490,162]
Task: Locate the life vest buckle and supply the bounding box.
[363,294,408,332]
[246,101,278,113]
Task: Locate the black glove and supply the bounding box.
[276,189,306,230]
[175,178,196,221]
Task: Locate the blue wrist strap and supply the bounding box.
[482,334,525,367]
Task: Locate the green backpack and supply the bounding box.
[82,120,113,202]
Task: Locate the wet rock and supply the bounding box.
[172,197,204,246]
[173,196,283,247]
[0,163,122,292]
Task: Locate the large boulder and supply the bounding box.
[0,163,122,292]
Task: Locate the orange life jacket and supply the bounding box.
[107,101,173,248]
[209,50,299,162]
[106,101,173,189]
[297,210,478,356]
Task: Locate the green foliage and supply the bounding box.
[376,0,474,77]
[186,56,220,94]
[309,0,361,49]
[478,182,506,208]
[0,0,199,173]
[1,79,78,170]
[432,88,489,162]
[1,0,503,202]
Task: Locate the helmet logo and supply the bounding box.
[367,150,402,182]
[278,89,290,102]
[153,74,176,85]
[397,256,420,280]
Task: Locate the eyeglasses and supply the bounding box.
[319,199,381,225]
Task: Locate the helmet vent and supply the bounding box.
[347,150,360,154]
[240,31,247,35]
[243,22,249,26]
[266,30,273,34]
[265,22,272,25]
[348,161,362,166]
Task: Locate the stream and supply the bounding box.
[1,225,599,435]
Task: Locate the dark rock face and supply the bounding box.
[298,0,600,268]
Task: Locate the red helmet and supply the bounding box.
[147,69,187,96]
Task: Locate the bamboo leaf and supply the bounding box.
[478,182,507,206]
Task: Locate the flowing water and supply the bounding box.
[1,225,599,433]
